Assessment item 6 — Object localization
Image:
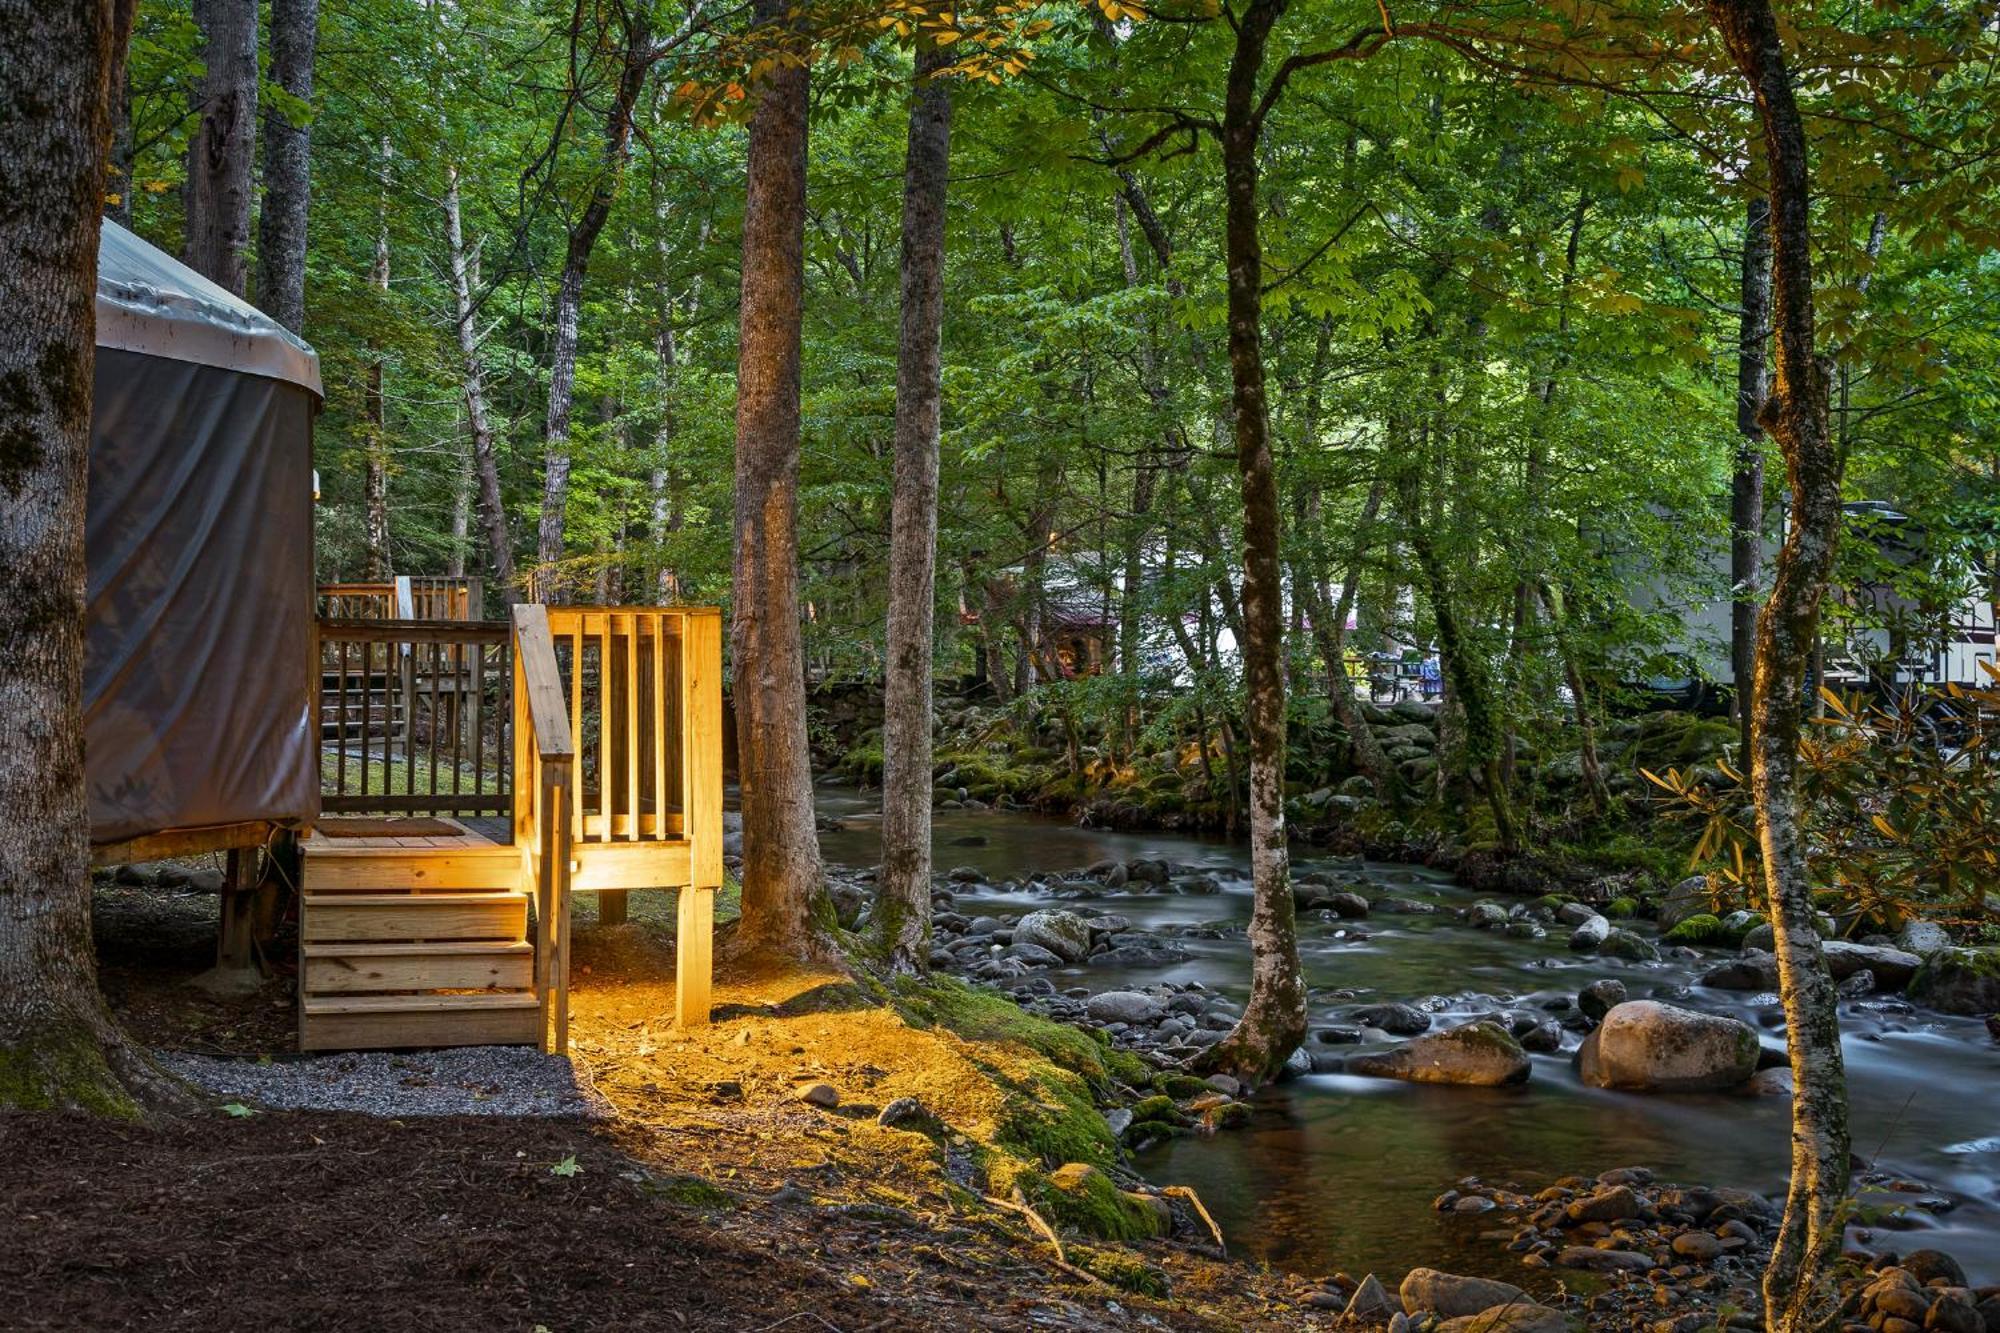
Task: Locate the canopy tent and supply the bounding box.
[86,221,323,851]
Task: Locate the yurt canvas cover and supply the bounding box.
[86,221,323,846]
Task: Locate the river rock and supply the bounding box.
[1567,1184,1642,1223]
[1398,1268,1530,1318]
[1659,875,1714,930]
[1555,1246,1654,1273]
[1086,991,1165,1025]
[1345,1274,1397,1320]
[1701,953,1779,990]
[1327,891,1371,919]
[1002,942,1064,968]
[1347,1021,1531,1087]
[1908,947,2000,1015]
[1012,909,1093,963]
[1569,915,1611,951]
[1576,1000,1758,1092]
[1601,928,1661,962]
[1555,901,1600,927]
[1519,1020,1563,1053]
[1821,939,1922,989]
[1467,901,1510,929]
[1578,979,1628,1021]
[1377,897,1439,915]
[1895,919,1952,958]
[1901,1249,1968,1287]
[1436,1306,1568,1333]
[1354,1002,1432,1036]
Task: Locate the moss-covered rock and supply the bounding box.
[1604,896,1639,920]
[1029,1163,1172,1241]
[1908,947,2000,1015]
[1664,913,1728,946]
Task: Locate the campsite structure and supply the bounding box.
[83,222,722,1055]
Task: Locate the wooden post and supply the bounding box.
[675,885,714,1027]
[216,847,256,971]
[676,611,723,1026]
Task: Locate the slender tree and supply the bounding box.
[0,0,175,1114]
[876,45,953,972]
[731,0,835,960]
[1191,0,1308,1084]
[444,163,515,588]
[1730,192,1770,759]
[536,0,652,599]
[1704,2,1849,1326]
[256,0,318,334]
[183,0,257,293]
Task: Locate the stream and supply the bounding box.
[813,782,2000,1286]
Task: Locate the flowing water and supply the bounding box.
[815,783,2000,1285]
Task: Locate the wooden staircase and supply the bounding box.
[298,829,541,1051]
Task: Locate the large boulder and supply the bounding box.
[1576,1000,1758,1093]
[1086,991,1164,1026]
[1012,909,1092,964]
[1347,1021,1531,1088]
[1908,947,2000,1016]
[1820,939,1922,991]
[1896,920,1952,958]
[1659,875,1715,930]
[1399,1269,1531,1318]
[1701,952,1779,991]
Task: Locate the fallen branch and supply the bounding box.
[1161,1184,1225,1254]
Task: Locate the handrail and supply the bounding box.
[511,605,574,762]
[511,602,575,1055]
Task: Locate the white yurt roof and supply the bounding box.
[95,219,322,398]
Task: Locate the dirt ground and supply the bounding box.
[33,882,1339,1332]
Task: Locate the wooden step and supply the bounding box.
[303,846,521,893]
[299,992,540,1051]
[302,940,533,994]
[301,892,526,943]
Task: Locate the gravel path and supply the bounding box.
[159,1047,609,1119]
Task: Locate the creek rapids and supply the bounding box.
[813,782,2000,1286]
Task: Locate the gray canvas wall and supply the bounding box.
[84,347,318,845]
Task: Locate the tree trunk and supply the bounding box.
[876,47,952,973]
[1731,192,1771,759]
[362,155,391,581]
[1706,3,1851,1328]
[650,211,708,602]
[255,0,317,334]
[182,0,256,294]
[536,5,652,600]
[1302,483,1399,802]
[0,0,176,1114]
[444,164,515,589]
[1193,0,1307,1087]
[731,0,834,960]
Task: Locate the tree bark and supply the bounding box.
[1731,192,1771,759]
[444,164,515,589]
[182,0,257,294]
[256,0,317,334]
[731,0,835,960]
[1193,0,1307,1087]
[536,3,652,599]
[1301,483,1400,801]
[1706,4,1851,1329]
[876,46,952,974]
[0,0,178,1115]
[362,145,391,582]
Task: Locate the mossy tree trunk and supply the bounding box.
[1731,192,1771,762]
[877,45,952,973]
[1706,2,1851,1327]
[731,0,837,961]
[1194,0,1307,1085]
[0,0,178,1116]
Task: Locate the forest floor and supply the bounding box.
[11,878,1345,1332]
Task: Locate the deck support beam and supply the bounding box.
[598,889,629,927]
[675,885,714,1026]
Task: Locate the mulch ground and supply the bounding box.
[0,1111,950,1333]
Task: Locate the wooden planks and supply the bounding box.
[301,893,526,943]
[303,847,521,893]
[300,994,539,1051]
[682,610,724,889]
[303,941,533,993]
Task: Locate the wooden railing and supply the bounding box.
[545,606,723,1026]
[318,576,484,622]
[318,618,511,815]
[511,604,575,1054]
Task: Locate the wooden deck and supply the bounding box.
[296,605,724,1055]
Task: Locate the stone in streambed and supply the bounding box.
[1578,978,1627,1021]
[1436,1306,1569,1333]
[1086,991,1164,1025]
[1012,909,1093,963]
[1354,1002,1431,1036]
[1576,1000,1758,1092]
[1821,939,1922,990]
[1345,1274,1397,1320]
[1347,1021,1531,1088]
[1398,1268,1530,1318]
[1908,947,2000,1016]
[1701,953,1779,991]
[1568,914,1611,951]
